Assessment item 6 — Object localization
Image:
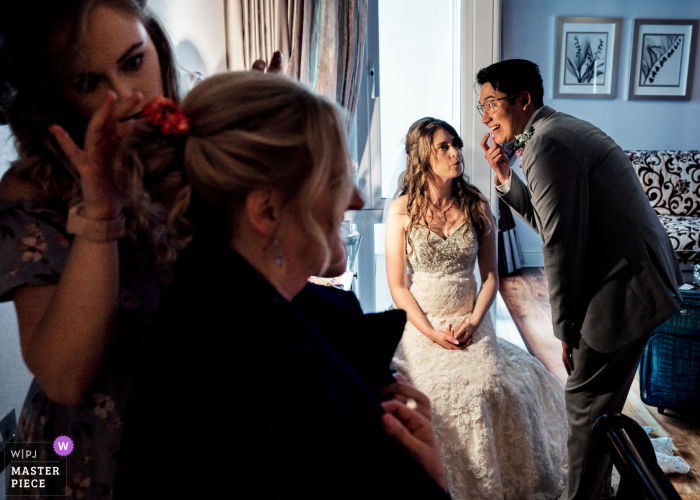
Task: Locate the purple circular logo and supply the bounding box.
[53,436,74,456]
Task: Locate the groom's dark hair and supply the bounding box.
[476,59,544,108]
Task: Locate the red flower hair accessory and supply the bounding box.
[140,96,190,136]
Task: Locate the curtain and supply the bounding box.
[498,198,524,277]
[238,1,290,72]
[232,0,367,133]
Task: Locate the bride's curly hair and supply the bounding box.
[0,0,182,267]
[399,117,491,257]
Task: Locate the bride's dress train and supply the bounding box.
[391,223,568,500]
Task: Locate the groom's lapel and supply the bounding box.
[520,106,556,179]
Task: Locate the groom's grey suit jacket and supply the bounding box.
[501,106,683,353]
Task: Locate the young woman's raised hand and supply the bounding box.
[252,51,284,73]
[50,90,142,219]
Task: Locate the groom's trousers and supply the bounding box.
[564,333,650,500]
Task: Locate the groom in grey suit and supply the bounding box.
[477,59,683,499]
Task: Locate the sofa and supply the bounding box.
[625,151,700,266]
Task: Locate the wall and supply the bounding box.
[150,0,227,78]
[502,0,700,149]
[501,0,700,265]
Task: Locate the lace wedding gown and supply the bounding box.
[391,222,568,500]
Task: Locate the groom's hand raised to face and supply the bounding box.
[481,133,510,186]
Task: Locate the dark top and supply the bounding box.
[115,238,449,499]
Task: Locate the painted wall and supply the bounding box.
[150,0,228,78]
[502,0,700,149]
[501,0,700,264]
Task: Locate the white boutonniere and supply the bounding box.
[514,126,534,158]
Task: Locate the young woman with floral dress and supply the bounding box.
[0,2,186,497]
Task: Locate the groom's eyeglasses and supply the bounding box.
[476,95,518,116]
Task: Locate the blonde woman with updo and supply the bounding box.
[115,71,452,499]
[385,117,569,500]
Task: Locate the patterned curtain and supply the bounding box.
[234,0,367,133]
[238,1,290,72]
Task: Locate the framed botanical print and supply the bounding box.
[554,17,622,99]
[629,19,698,100]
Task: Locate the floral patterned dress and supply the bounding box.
[1,201,169,499]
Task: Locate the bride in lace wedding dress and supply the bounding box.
[385,118,568,500]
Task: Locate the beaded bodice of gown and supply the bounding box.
[405,221,480,320]
[392,222,568,500]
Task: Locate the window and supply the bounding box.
[348,0,499,312]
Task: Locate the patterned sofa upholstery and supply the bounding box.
[625,151,700,264]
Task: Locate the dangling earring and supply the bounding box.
[274,240,283,267]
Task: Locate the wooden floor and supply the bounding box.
[499,267,700,499]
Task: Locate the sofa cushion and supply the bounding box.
[625,151,700,217]
[659,214,700,264]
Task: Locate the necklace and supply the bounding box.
[428,197,455,222]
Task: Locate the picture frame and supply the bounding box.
[628,19,698,100]
[554,17,622,99]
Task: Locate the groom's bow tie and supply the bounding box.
[503,141,517,161]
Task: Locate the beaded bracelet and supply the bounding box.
[66,203,126,242]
